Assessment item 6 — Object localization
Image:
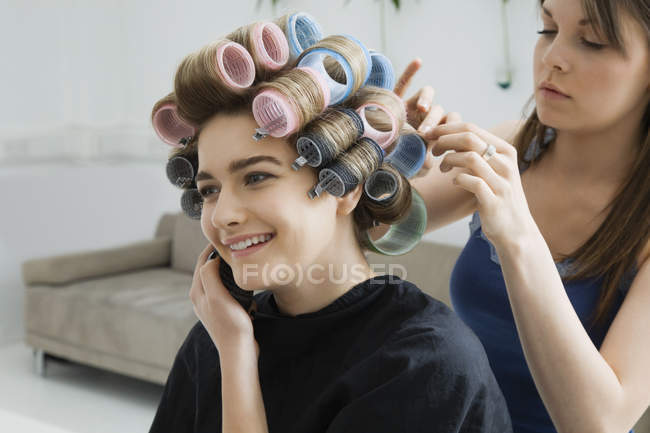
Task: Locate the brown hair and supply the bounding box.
[153,23,412,254]
[514,0,650,329]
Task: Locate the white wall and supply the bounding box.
[0,0,540,345]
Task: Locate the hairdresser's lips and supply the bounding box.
[539,82,570,100]
[229,234,275,258]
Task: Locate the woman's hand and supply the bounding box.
[394,58,462,178]
[189,244,258,356]
[428,122,539,249]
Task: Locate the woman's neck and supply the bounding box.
[270,247,376,317]
[543,119,643,188]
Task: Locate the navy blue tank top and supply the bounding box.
[449,128,639,433]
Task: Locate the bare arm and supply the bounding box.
[498,232,650,433]
[220,339,269,433]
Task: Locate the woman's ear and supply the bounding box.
[336,184,363,216]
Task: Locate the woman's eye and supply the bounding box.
[580,37,606,50]
[537,29,557,37]
[198,186,219,199]
[245,172,273,185]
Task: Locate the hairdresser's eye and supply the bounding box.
[198,186,219,199]
[537,29,557,37]
[580,37,606,50]
[245,172,273,186]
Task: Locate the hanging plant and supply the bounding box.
[263,0,402,10]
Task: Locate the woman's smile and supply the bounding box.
[229,233,276,258]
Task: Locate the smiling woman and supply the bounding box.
[147,11,513,433]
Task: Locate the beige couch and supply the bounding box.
[21,212,649,432]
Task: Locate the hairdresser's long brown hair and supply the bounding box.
[514,0,650,330]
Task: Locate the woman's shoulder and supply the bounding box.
[384,277,491,365]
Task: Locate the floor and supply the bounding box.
[0,341,163,433]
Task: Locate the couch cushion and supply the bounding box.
[171,213,209,274]
[22,237,171,286]
[24,267,197,369]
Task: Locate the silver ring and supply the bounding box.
[481,143,497,161]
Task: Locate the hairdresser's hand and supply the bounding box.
[189,244,258,357]
[429,122,538,249]
[394,58,462,178]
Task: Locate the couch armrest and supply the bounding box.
[21,236,172,286]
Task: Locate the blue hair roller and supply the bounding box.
[367,50,396,90]
[340,33,372,86]
[298,48,354,104]
[286,12,323,59]
[385,134,427,178]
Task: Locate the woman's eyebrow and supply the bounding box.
[542,6,591,25]
[195,155,283,182]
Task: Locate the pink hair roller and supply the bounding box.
[356,103,400,149]
[215,41,256,89]
[296,66,331,109]
[252,89,300,140]
[153,103,197,148]
[251,22,290,71]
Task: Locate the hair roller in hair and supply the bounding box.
[363,188,427,256]
[339,33,372,86]
[292,108,362,170]
[385,134,427,178]
[251,89,300,140]
[251,67,328,140]
[283,12,323,60]
[298,66,331,109]
[363,169,398,203]
[308,137,384,199]
[166,156,198,189]
[174,39,256,124]
[297,33,373,104]
[152,103,196,148]
[180,188,203,220]
[367,50,396,90]
[215,41,257,88]
[357,103,400,149]
[227,22,290,74]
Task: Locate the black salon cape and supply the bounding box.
[149,274,512,433]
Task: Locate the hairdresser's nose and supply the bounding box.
[541,35,570,73]
[209,187,247,229]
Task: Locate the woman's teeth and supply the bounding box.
[229,234,273,251]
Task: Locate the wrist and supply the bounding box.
[495,220,545,260]
[219,336,259,364]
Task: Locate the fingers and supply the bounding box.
[440,151,507,195]
[427,122,512,155]
[191,243,217,298]
[441,111,462,124]
[415,86,434,112]
[199,255,233,304]
[394,58,422,97]
[417,104,444,134]
[431,131,488,157]
[453,173,496,206]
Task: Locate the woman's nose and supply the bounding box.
[209,188,247,229]
[542,35,571,73]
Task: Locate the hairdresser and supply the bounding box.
[390,1,650,432]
